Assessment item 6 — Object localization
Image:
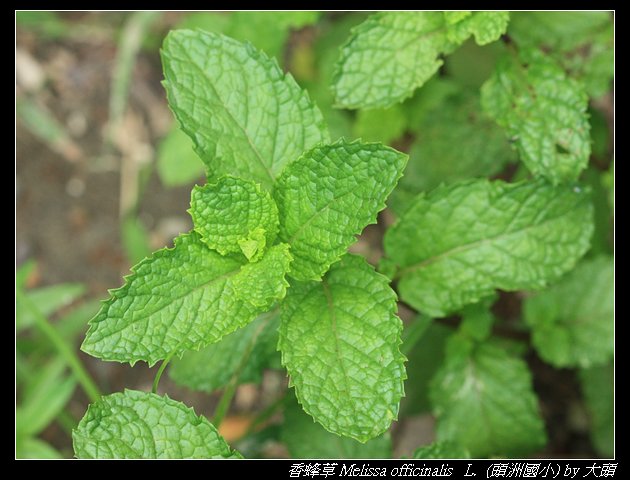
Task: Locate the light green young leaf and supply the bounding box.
[389,92,516,216]
[82,233,291,365]
[412,441,469,459]
[190,176,279,261]
[279,255,405,442]
[332,12,508,109]
[430,340,546,457]
[73,390,241,459]
[157,126,205,187]
[275,139,407,281]
[524,256,613,368]
[332,12,450,109]
[446,11,509,46]
[458,299,496,342]
[579,363,614,457]
[169,311,279,393]
[384,179,593,317]
[481,48,591,183]
[281,399,392,458]
[162,30,329,189]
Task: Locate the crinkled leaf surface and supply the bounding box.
[389,92,516,216]
[384,179,593,317]
[275,139,407,281]
[190,176,279,261]
[82,233,291,365]
[524,256,613,368]
[278,255,405,442]
[281,399,392,458]
[73,390,241,459]
[169,311,279,393]
[332,12,508,109]
[430,340,546,458]
[481,47,591,183]
[162,30,329,188]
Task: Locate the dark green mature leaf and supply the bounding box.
[384,179,593,317]
[162,30,329,188]
[73,390,241,459]
[430,339,546,457]
[401,321,451,415]
[275,139,407,281]
[82,233,291,365]
[279,255,405,442]
[169,311,279,393]
[281,399,392,458]
[481,48,591,183]
[524,256,613,368]
[332,12,509,109]
[579,363,614,457]
[190,176,279,261]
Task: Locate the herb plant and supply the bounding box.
[73,11,613,459]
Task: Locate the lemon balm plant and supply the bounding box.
[73,11,613,459]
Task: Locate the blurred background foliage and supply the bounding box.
[16,11,613,458]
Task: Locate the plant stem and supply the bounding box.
[152,351,175,394]
[17,291,101,403]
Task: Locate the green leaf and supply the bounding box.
[579,363,613,457]
[281,399,392,458]
[17,358,76,436]
[446,11,509,46]
[73,390,241,459]
[169,311,279,393]
[278,255,405,442]
[458,299,496,342]
[508,12,613,98]
[16,259,36,291]
[82,233,291,365]
[401,321,451,415]
[178,12,320,62]
[384,179,593,317]
[430,340,546,457]
[353,105,407,144]
[332,12,448,109]
[524,256,613,368]
[481,48,591,183]
[389,92,516,216]
[412,441,469,459]
[275,139,407,281]
[332,12,508,109]
[190,176,279,261]
[162,30,329,188]
[17,283,85,331]
[157,126,205,187]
